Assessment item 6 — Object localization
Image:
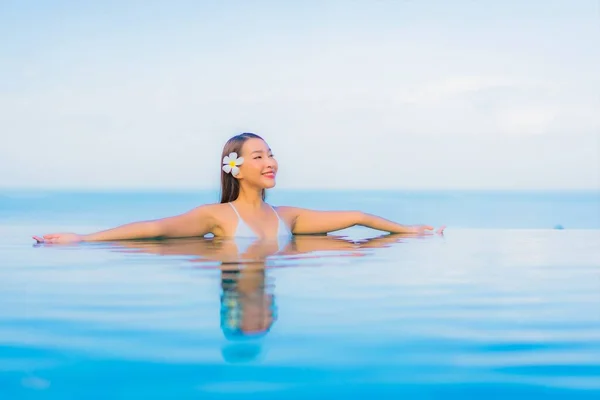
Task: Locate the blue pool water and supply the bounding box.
[1,190,599,398]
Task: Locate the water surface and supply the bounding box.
[1,190,599,398]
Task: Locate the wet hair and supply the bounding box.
[219,132,267,204]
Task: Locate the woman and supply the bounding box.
[33,132,444,244]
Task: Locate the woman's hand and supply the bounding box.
[33,233,84,244]
[410,225,446,235]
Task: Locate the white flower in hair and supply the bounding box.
[222,152,244,177]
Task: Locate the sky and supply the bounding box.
[1,0,599,191]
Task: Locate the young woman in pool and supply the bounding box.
[32,132,445,244]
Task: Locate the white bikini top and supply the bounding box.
[228,203,292,239]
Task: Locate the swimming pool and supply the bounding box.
[2,190,600,398]
[1,225,599,398]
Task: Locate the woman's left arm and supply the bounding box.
[277,207,445,235]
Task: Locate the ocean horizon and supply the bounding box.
[2,188,599,232]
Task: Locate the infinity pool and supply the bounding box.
[1,226,599,399]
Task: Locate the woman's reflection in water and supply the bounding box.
[219,266,276,363]
[220,267,275,338]
[110,233,409,362]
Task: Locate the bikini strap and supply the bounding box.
[228,203,241,219]
[269,204,292,236]
[267,204,282,221]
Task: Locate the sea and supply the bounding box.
[1,189,599,399]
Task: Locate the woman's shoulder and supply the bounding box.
[270,205,302,218]
[186,202,234,219]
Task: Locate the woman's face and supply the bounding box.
[237,138,278,189]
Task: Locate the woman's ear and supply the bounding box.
[233,169,244,180]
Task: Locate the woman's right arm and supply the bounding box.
[33,205,217,244]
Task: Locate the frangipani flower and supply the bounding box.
[222,152,244,177]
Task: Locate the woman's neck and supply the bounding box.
[235,187,265,210]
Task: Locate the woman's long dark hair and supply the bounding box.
[220,132,266,203]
